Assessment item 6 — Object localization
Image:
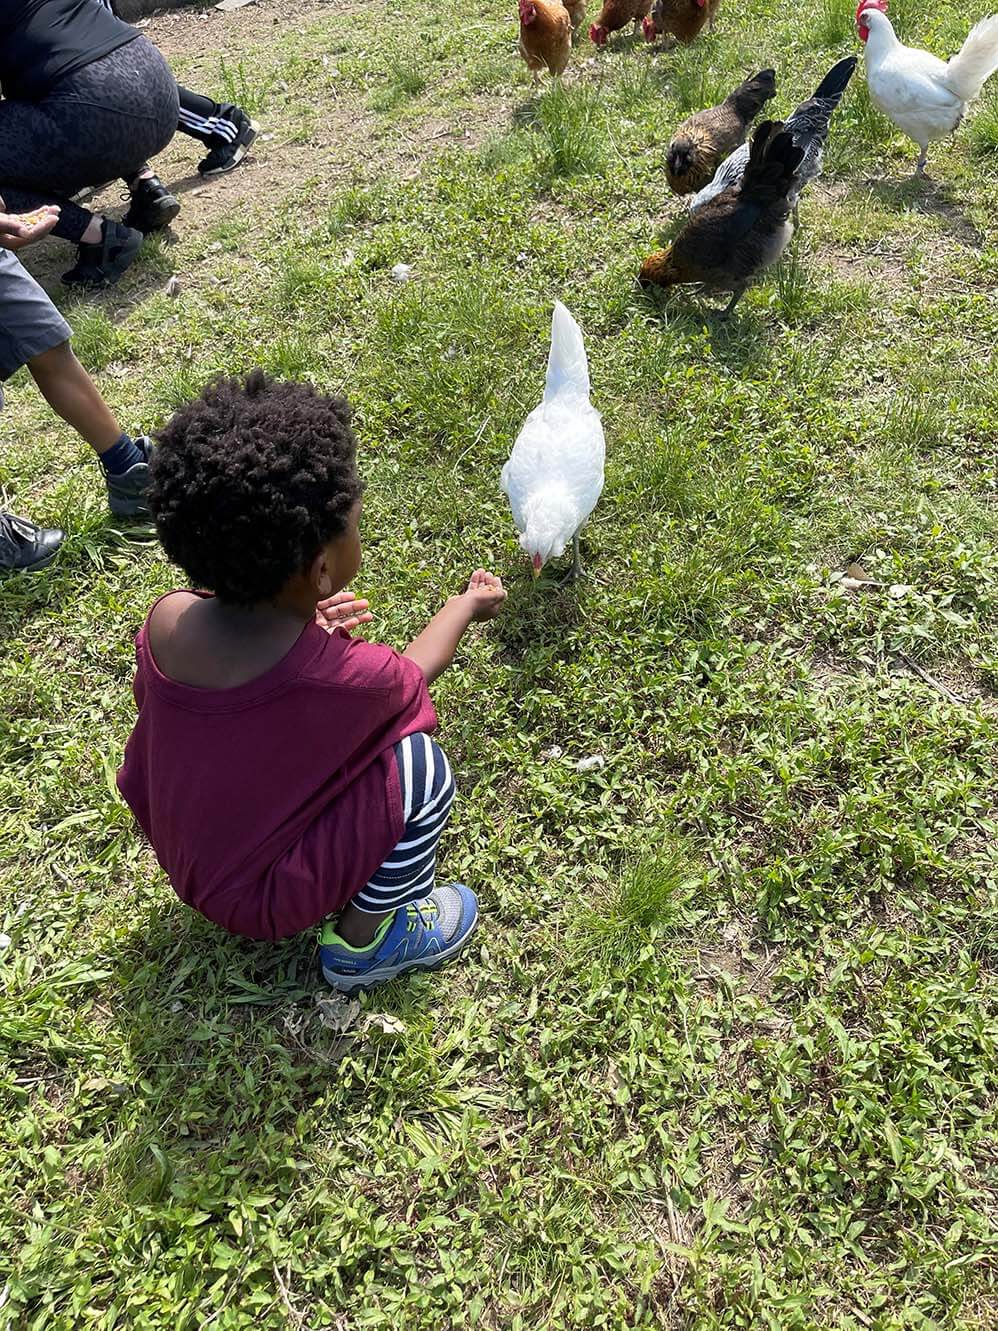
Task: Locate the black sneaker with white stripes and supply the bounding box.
[198,109,260,177]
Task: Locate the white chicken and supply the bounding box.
[500,302,605,581]
[857,0,998,174]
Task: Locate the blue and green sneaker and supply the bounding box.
[320,884,479,994]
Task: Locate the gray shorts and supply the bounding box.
[0,248,72,395]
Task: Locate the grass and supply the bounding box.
[1,0,997,1327]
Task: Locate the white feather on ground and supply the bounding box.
[500,302,605,576]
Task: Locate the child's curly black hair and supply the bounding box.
[148,370,363,605]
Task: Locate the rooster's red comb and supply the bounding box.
[855,0,888,22]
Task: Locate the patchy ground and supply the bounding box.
[1,0,997,1328]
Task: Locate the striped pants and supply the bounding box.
[176,86,241,148]
[352,734,456,915]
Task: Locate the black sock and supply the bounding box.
[99,434,144,476]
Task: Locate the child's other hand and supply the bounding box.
[462,569,507,622]
[315,590,373,635]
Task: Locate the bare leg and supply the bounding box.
[335,902,393,947]
[27,342,122,454]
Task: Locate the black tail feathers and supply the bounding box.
[726,68,778,125]
[811,54,858,104]
[740,120,805,204]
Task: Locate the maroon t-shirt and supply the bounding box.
[117,599,437,940]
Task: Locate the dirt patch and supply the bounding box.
[15,0,514,305]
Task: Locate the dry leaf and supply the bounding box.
[363,1013,406,1036]
[314,994,360,1034]
[845,562,870,581]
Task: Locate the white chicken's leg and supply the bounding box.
[560,532,584,584]
[914,144,929,176]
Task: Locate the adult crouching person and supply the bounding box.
[0,0,179,288]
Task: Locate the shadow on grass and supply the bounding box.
[102,893,440,1202]
[492,561,590,666]
[17,230,178,329]
[634,282,778,371]
[857,175,986,248]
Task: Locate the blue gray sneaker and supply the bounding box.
[103,435,154,519]
[320,884,479,994]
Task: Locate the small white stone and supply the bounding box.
[540,745,563,761]
[391,263,414,282]
[165,276,181,298]
[0,933,10,950]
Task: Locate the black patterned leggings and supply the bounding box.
[0,38,178,243]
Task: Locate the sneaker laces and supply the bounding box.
[406,898,439,933]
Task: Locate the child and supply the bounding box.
[117,371,507,993]
[1,203,153,571]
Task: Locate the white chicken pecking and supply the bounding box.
[857,0,998,174]
[501,302,605,582]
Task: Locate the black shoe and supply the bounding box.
[103,435,155,519]
[0,512,64,572]
[197,110,260,176]
[122,174,180,234]
[62,219,143,289]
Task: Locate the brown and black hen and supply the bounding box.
[665,68,776,194]
[639,119,804,314]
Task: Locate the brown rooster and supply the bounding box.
[643,0,722,46]
[589,0,653,47]
[665,68,776,195]
[519,0,572,83]
[639,120,804,314]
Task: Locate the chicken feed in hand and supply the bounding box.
[501,303,605,582]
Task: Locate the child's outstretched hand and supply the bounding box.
[461,569,507,622]
[315,590,373,635]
